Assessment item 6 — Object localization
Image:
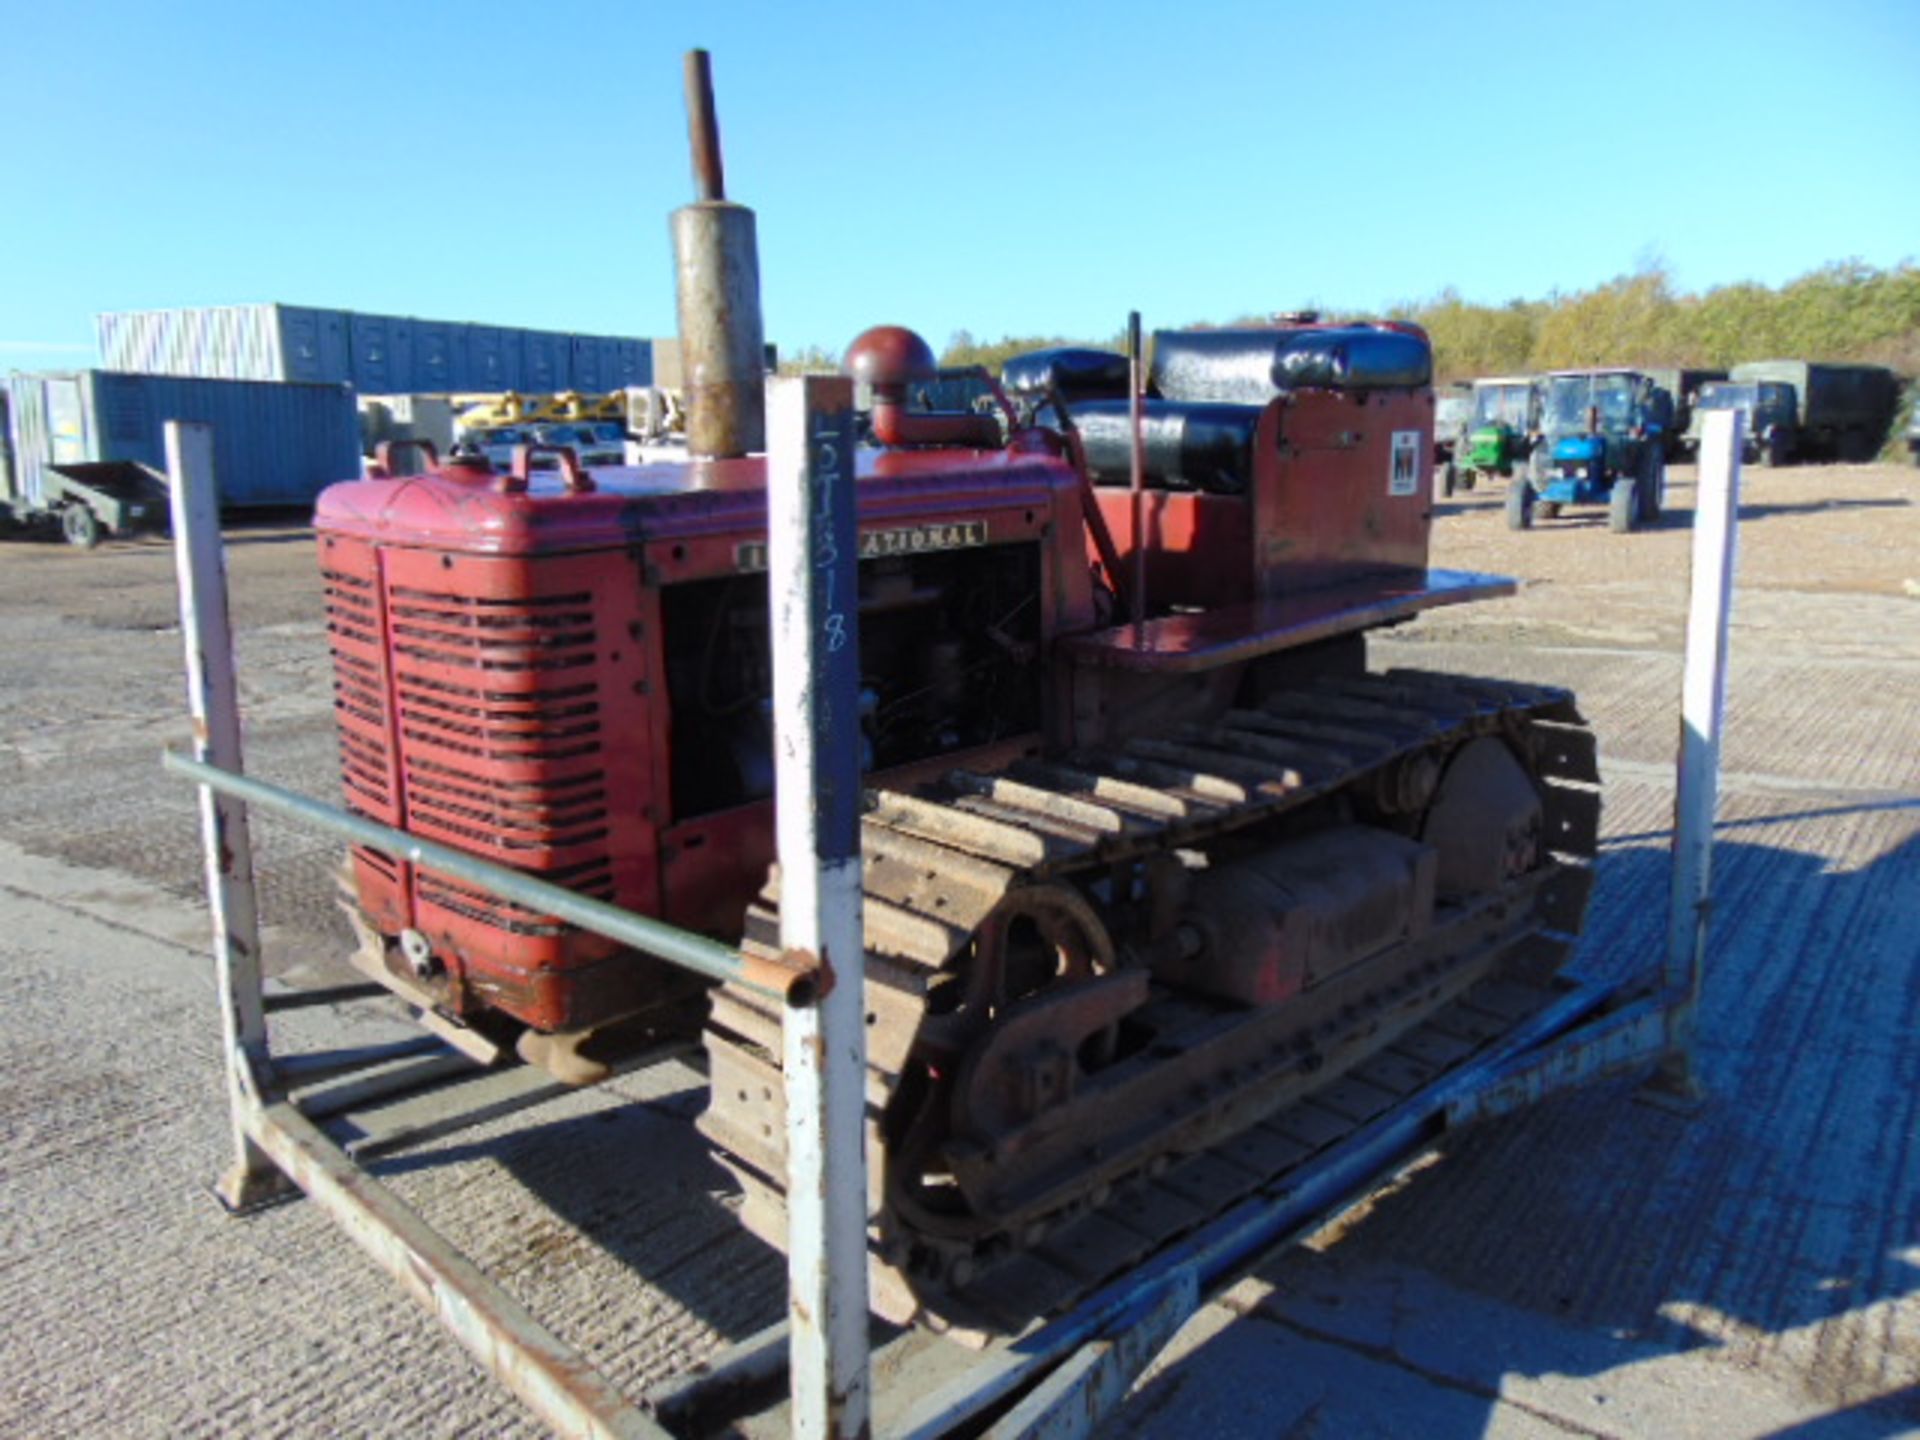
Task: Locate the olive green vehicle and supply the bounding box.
[1444,375,1540,494]
[1683,361,1900,466]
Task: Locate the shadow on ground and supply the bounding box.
[1116,820,1920,1438]
[369,1071,792,1352]
[275,809,1919,1433]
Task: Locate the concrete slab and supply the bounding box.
[1,462,1916,1436]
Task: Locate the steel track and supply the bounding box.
[698,669,1600,1330]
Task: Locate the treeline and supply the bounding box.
[932,260,1920,386]
[1403,261,1920,382]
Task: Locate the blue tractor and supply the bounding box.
[1508,369,1673,533]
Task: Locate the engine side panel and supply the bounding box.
[317,452,1090,1033]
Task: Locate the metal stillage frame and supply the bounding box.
[164,403,1743,1440]
[166,377,871,1439]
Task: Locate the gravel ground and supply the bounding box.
[0,460,1914,1437]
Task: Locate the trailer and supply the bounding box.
[5,370,360,543]
[1,369,169,545]
[2,459,171,547]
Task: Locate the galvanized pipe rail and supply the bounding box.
[160,751,791,1003]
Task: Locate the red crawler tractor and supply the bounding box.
[313,65,1597,1328]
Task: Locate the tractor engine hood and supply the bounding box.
[1551,434,1605,465]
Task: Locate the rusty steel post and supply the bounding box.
[672,49,767,458]
[766,374,871,1439]
[684,48,726,203]
[166,420,284,1211]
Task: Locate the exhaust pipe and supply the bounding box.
[672,49,766,458]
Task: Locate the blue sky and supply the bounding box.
[1,0,1915,374]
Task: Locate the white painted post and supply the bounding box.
[167,421,281,1207]
[766,375,870,1438]
[1658,406,1744,1099]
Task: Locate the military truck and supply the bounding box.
[1685,379,1795,466]
[1511,369,1670,534]
[1684,360,1898,465]
[1640,367,1727,457]
[1454,375,1540,491]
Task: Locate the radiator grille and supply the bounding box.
[385,585,612,876]
[388,587,597,673]
[322,567,395,814]
[416,857,617,938]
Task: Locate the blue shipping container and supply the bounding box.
[350,313,414,394]
[570,334,605,393]
[277,306,353,384]
[461,325,520,391]
[98,305,653,395]
[413,321,459,392]
[521,331,565,392]
[614,339,652,387]
[6,371,361,509]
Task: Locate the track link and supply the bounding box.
[698,669,1600,1329]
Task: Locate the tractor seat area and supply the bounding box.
[1070,399,1262,495]
[1002,325,1432,494]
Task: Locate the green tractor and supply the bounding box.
[1446,375,1541,494]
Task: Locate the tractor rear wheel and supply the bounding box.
[1608,477,1640,534]
[61,505,101,550]
[1505,480,1533,531]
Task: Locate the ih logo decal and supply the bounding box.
[1389,431,1423,497]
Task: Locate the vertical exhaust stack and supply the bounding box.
[672,49,767,458]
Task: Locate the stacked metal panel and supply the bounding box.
[6,370,361,508]
[95,304,653,394]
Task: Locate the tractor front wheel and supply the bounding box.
[1505,480,1534,531]
[1640,452,1665,522]
[1608,477,1640,534]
